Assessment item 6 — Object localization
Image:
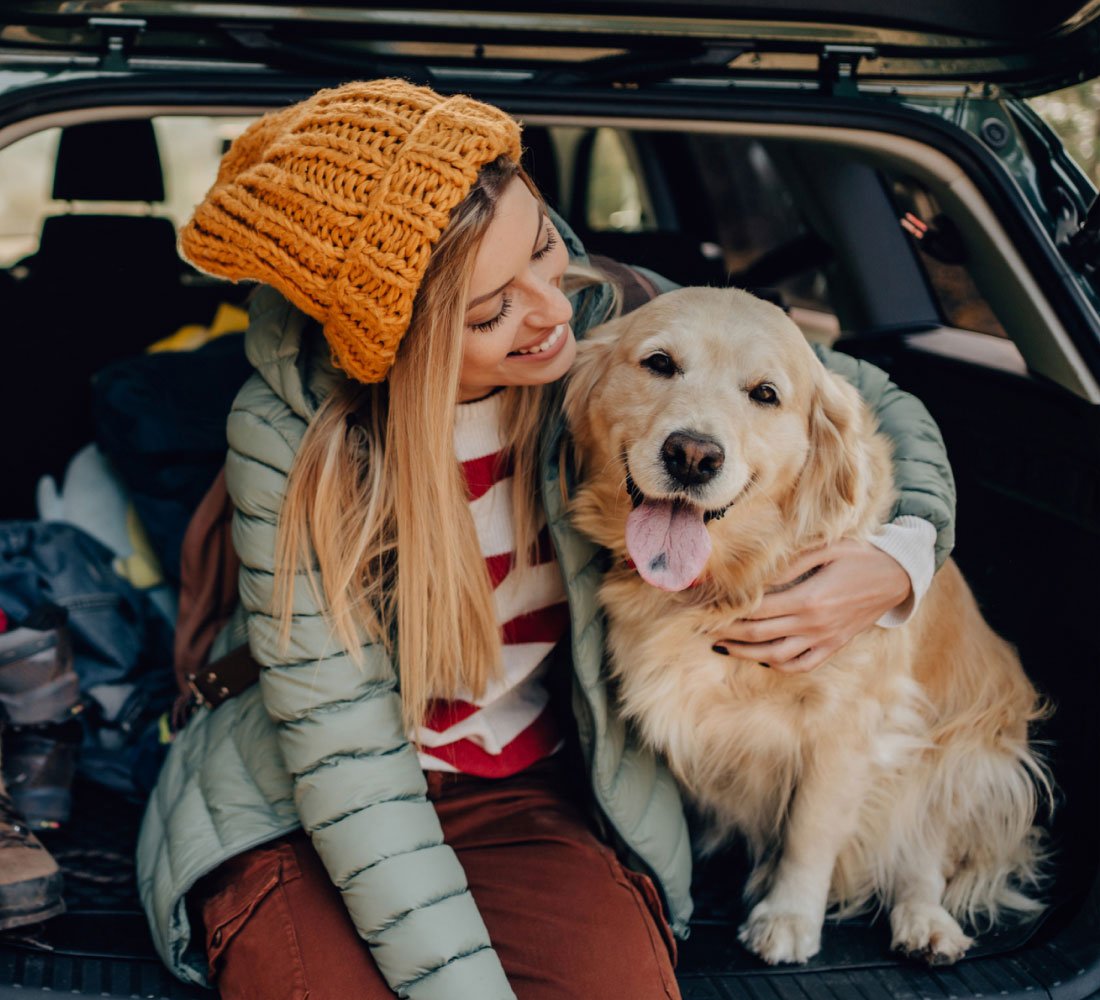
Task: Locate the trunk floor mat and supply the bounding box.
[0,779,1093,1000]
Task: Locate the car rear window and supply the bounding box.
[0,115,256,269]
[886,173,1008,339]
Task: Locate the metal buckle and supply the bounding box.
[185,673,212,710]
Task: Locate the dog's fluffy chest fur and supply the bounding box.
[600,569,929,858]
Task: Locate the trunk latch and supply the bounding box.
[819,45,876,96]
[88,17,147,72]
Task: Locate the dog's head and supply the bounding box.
[564,286,886,592]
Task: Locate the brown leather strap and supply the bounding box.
[185,643,261,710]
[589,255,661,315]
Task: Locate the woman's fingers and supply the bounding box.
[713,636,841,673]
[742,543,843,620]
[715,634,813,668]
[709,539,912,674]
[772,643,837,674]
[749,579,825,622]
[715,615,801,644]
[766,546,832,591]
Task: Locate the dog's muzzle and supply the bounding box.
[624,467,732,523]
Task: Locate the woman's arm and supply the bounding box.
[226,377,515,1000]
[811,342,956,568]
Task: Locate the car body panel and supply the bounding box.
[4,1,1100,94]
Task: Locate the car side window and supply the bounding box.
[887,173,1008,338]
[0,128,60,267]
[152,116,257,237]
[0,116,258,272]
[584,127,657,233]
[685,133,839,344]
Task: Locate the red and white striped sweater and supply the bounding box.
[415,392,569,777]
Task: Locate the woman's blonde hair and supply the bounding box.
[274,157,553,734]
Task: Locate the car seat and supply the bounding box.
[3,119,231,519]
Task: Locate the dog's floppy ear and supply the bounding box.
[561,315,624,443]
[785,367,868,542]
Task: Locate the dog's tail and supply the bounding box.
[936,735,1055,928]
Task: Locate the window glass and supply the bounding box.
[685,133,837,343]
[887,174,1007,338]
[0,128,59,266]
[0,115,257,268]
[153,116,256,231]
[585,128,656,233]
[1030,80,1100,186]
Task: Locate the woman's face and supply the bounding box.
[458,177,575,402]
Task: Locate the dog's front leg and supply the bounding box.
[738,737,871,965]
[888,832,973,965]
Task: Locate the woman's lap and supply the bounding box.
[197,761,680,1000]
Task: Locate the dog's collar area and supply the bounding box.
[621,552,820,595]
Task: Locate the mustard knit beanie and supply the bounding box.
[178,79,523,383]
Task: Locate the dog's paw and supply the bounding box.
[890,902,973,965]
[738,903,822,965]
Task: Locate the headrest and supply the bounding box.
[34,215,180,277]
[52,120,165,202]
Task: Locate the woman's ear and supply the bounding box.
[785,367,868,541]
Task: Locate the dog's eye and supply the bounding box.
[641,352,678,377]
[749,383,780,406]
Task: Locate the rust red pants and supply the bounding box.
[195,759,681,999]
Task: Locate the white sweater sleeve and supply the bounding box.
[869,516,938,628]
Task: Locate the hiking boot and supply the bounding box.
[0,605,81,828]
[0,785,64,930]
[0,604,81,727]
[2,720,81,828]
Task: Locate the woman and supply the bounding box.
[137,79,955,999]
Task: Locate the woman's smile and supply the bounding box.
[509,322,570,358]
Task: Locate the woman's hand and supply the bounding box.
[709,539,912,674]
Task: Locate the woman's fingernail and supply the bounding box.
[712,644,729,656]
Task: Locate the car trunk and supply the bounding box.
[1,5,1099,999]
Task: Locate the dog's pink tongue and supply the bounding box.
[626,500,711,591]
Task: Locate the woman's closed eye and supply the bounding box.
[531,226,558,261]
[471,295,512,332]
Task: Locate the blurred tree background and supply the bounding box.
[1031,80,1100,186]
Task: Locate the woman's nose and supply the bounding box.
[529,280,573,328]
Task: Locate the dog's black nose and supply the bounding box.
[661,431,725,487]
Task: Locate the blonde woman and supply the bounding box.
[137,79,955,1000]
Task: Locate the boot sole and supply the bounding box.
[0,896,65,931]
[0,871,65,931]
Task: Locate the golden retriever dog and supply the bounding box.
[563,286,1051,966]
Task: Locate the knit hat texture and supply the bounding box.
[178,79,522,383]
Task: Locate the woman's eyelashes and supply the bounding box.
[471,296,512,333]
[468,226,560,332]
[531,226,558,261]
